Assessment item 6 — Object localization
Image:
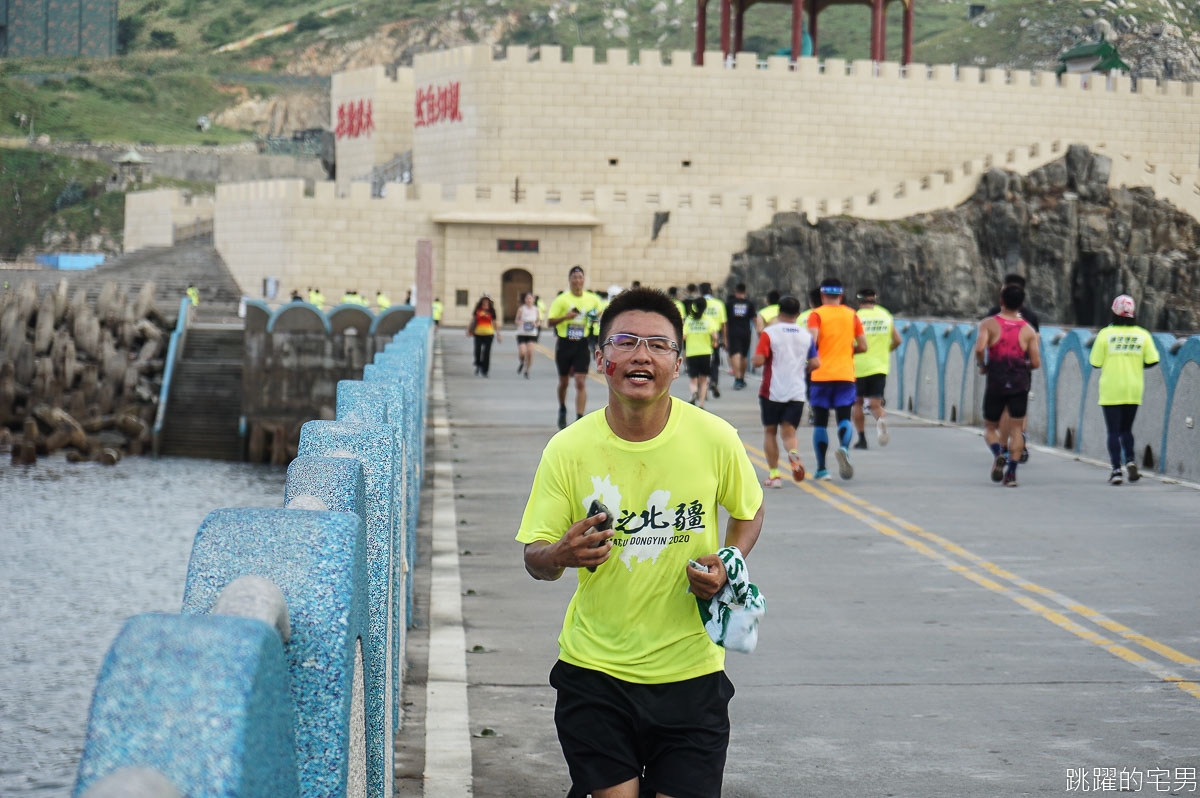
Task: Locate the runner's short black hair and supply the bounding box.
[808,288,822,308]
[735,282,747,292]
[766,289,781,305]
[857,288,877,300]
[779,295,802,316]
[599,287,684,347]
[569,265,584,277]
[667,286,678,297]
[1001,283,1025,310]
[1003,273,1026,287]
[699,282,712,295]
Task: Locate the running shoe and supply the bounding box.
[517,363,523,373]
[788,451,806,482]
[689,391,698,405]
[853,439,868,450]
[734,379,746,390]
[524,370,530,380]
[1125,461,1140,483]
[814,468,832,481]
[710,385,721,398]
[835,446,854,480]
[1109,468,1123,485]
[1002,472,1019,487]
[557,407,567,430]
[877,418,890,446]
[990,454,1007,483]
[1020,433,1029,463]
[762,475,783,489]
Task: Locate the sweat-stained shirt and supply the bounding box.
[516,398,763,684]
[807,304,865,383]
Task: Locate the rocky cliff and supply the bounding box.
[726,146,1200,332]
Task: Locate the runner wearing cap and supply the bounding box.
[852,288,901,449]
[1089,294,1161,485]
[807,278,868,480]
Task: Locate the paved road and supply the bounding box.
[400,329,1200,798]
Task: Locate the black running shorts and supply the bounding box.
[855,373,887,400]
[760,396,805,428]
[550,660,734,798]
[556,338,590,377]
[686,354,712,378]
[726,331,751,358]
[983,391,1029,423]
[516,335,537,344]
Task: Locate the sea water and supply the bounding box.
[0,454,286,796]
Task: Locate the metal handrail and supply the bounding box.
[152,297,194,456]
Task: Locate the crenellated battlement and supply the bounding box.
[411,43,1197,96]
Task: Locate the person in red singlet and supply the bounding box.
[974,284,1041,486]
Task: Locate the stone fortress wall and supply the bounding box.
[130,44,1200,327]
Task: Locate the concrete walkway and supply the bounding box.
[401,329,1200,798]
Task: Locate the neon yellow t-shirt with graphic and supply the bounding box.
[549,291,602,340]
[703,295,727,331]
[683,315,717,358]
[516,399,763,684]
[1088,325,1160,405]
[854,305,894,377]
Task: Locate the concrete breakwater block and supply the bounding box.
[74,613,299,798]
[296,420,397,796]
[182,508,370,798]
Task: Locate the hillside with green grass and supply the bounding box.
[0,147,213,258]
[2,0,1198,147]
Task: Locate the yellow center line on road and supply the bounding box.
[739,441,1200,701]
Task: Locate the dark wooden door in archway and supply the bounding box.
[501,268,532,323]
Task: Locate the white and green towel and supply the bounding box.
[695,546,765,654]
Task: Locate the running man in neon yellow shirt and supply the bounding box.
[547,266,603,429]
[517,287,764,798]
[852,288,902,449]
[1089,294,1160,485]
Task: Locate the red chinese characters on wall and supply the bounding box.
[336,99,375,140]
[415,82,463,127]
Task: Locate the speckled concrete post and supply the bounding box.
[283,456,367,518]
[296,422,397,798]
[181,508,369,798]
[74,613,299,797]
[335,379,408,736]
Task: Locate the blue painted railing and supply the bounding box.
[891,320,1200,480]
[74,318,435,798]
[151,297,195,457]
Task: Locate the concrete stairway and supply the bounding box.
[158,324,244,460]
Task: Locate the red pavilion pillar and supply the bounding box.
[902,0,914,65]
[734,0,745,54]
[720,0,732,58]
[871,0,884,61]
[696,0,707,64]
[791,0,805,60]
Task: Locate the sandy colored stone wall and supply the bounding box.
[407,45,1200,197]
[124,190,214,254]
[331,65,415,195]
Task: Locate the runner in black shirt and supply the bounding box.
[725,283,757,390]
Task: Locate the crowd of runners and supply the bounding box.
[465,265,1159,488]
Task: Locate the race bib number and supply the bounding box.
[523,321,535,332]
[566,325,585,340]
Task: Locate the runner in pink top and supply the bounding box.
[974,284,1041,486]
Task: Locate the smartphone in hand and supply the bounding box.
[586,499,613,573]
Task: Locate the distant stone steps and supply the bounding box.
[158,325,245,461]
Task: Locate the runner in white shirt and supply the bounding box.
[751,295,820,487]
[515,292,542,378]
